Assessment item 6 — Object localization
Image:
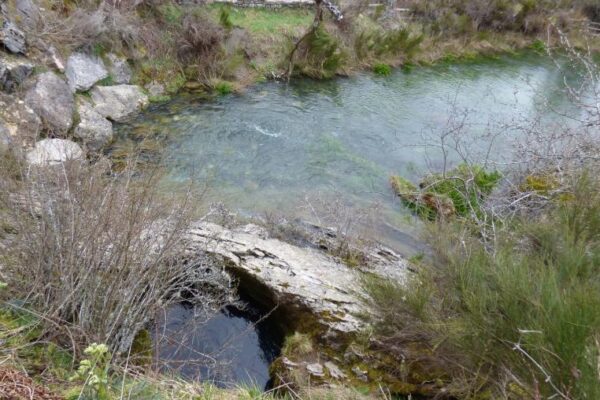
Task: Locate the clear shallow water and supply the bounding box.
[119,54,581,387]
[117,53,576,253]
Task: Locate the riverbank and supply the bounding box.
[2,1,600,399]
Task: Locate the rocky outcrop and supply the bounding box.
[74,98,113,151]
[91,85,149,121]
[184,222,410,336]
[25,72,74,135]
[26,138,84,166]
[0,54,33,92]
[107,53,132,84]
[1,21,26,54]
[0,93,40,148]
[65,52,108,92]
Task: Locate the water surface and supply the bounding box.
[117,53,576,253]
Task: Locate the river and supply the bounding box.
[115,53,581,389]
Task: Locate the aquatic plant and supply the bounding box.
[391,164,502,220]
[373,63,392,76]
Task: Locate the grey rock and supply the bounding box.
[91,85,149,121]
[107,53,131,84]
[324,361,346,380]
[1,21,26,54]
[25,72,74,135]
[184,222,411,336]
[26,138,84,166]
[65,52,108,92]
[0,54,33,92]
[15,0,40,30]
[306,363,324,377]
[74,98,113,151]
[0,93,40,148]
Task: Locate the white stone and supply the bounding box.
[65,52,108,92]
[26,138,84,166]
[91,85,149,121]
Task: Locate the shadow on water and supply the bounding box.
[153,292,285,390]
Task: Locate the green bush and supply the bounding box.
[373,63,392,76]
[369,174,600,399]
[391,164,502,220]
[295,26,347,79]
[214,80,234,95]
[355,28,423,62]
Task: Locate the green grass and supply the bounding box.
[208,4,312,36]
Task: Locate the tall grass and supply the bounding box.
[367,174,600,399]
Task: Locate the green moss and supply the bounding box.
[281,332,313,358]
[130,329,153,366]
[96,75,115,86]
[521,174,557,194]
[529,39,547,53]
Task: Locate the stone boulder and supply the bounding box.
[1,21,26,54]
[15,0,41,31]
[107,53,131,84]
[65,52,108,92]
[0,93,41,149]
[184,222,410,336]
[91,85,148,121]
[25,72,74,135]
[74,98,113,151]
[26,138,84,166]
[0,54,33,92]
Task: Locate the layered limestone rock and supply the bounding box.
[184,222,409,336]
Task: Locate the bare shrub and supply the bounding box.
[177,14,225,73]
[0,156,232,356]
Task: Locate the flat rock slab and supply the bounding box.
[66,52,108,92]
[185,222,410,335]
